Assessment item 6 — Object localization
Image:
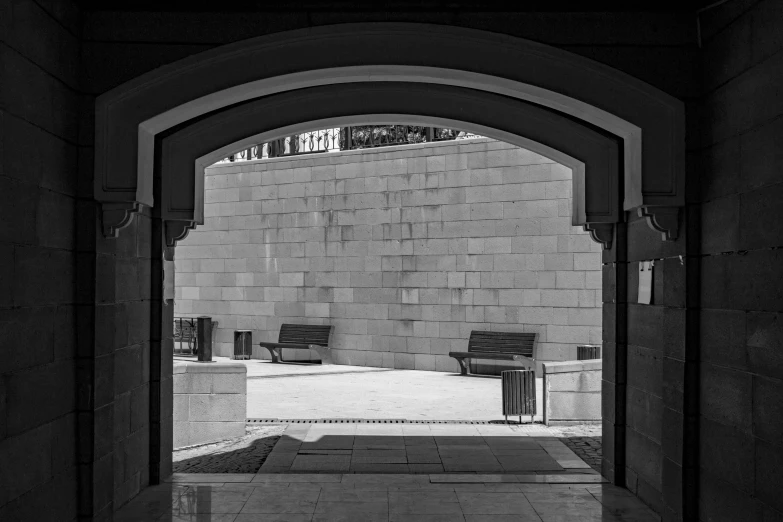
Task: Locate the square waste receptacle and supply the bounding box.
[233,330,252,360]
[577,345,601,360]
[501,369,536,424]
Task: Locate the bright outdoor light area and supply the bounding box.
[168,124,604,478]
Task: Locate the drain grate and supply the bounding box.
[246,418,499,425]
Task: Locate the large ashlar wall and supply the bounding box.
[174,138,602,372]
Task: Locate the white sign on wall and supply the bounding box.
[638,261,653,305]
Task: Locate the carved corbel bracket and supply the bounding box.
[583,223,614,250]
[638,206,679,241]
[101,202,145,238]
[164,220,198,247]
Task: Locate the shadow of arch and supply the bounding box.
[173,434,281,474]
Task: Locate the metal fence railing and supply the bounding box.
[173,317,218,356]
[216,125,483,164]
[173,317,197,355]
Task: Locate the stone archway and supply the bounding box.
[152,80,627,485]
[157,83,620,249]
[92,21,687,514]
[94,23,684,242]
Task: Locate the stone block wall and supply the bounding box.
[542,360,602,424]
[173,361,247,448]
[696,2,783,521]
[175,138,602,372]
[0,2,80,520]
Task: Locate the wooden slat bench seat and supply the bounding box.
[449,331,537,376]
[258,324,334,365]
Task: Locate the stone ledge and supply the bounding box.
[542,360,602,374]
[174,360,247,448]
[174,360,248,374]
[542,359,602,425]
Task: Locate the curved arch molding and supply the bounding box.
[94,23,685,243]
[159,83,620,249]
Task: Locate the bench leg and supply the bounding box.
[265,347,281,363]
[313,346,333,365]
[456,358,470,376]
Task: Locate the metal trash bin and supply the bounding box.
[577,345,601,360]
[233,330,252,360]
[501,369,536,424]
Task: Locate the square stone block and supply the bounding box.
[186,421,245,448]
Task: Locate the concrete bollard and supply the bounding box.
[197,316,213,362]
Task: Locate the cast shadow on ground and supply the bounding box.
[171,432,602,474]
[173,435,281,474]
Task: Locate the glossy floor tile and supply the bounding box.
[116,480,660,521]
[115,424,648,521]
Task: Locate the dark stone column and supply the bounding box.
[149,164,174,486]
[148,221,173,485]
[602,222,627,486]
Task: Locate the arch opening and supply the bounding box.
[95,23,684,243]
[170,122,606,470]
[156,82,621,251]
[92,24,687,505]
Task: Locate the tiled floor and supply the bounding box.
[117,423,659,521]
[116,475,658,521]
[258,423,594,474]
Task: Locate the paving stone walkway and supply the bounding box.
[119,424,644,520]
[172,423,603,475]
[560,436,603,473]
[134,359,631,519]
[259,423,595,474]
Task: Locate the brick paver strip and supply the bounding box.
[173,426,284,474]
[559,436,602,473]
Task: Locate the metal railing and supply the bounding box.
[217,125,482,164]
[173,317,197,355]
[173,317,219,356]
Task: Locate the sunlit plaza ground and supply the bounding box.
[174,355,601,426]
[242,359,545,423]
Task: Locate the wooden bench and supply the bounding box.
[258,324,334,365]
[449,331,537,376]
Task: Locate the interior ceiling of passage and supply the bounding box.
[75,0,704,12]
